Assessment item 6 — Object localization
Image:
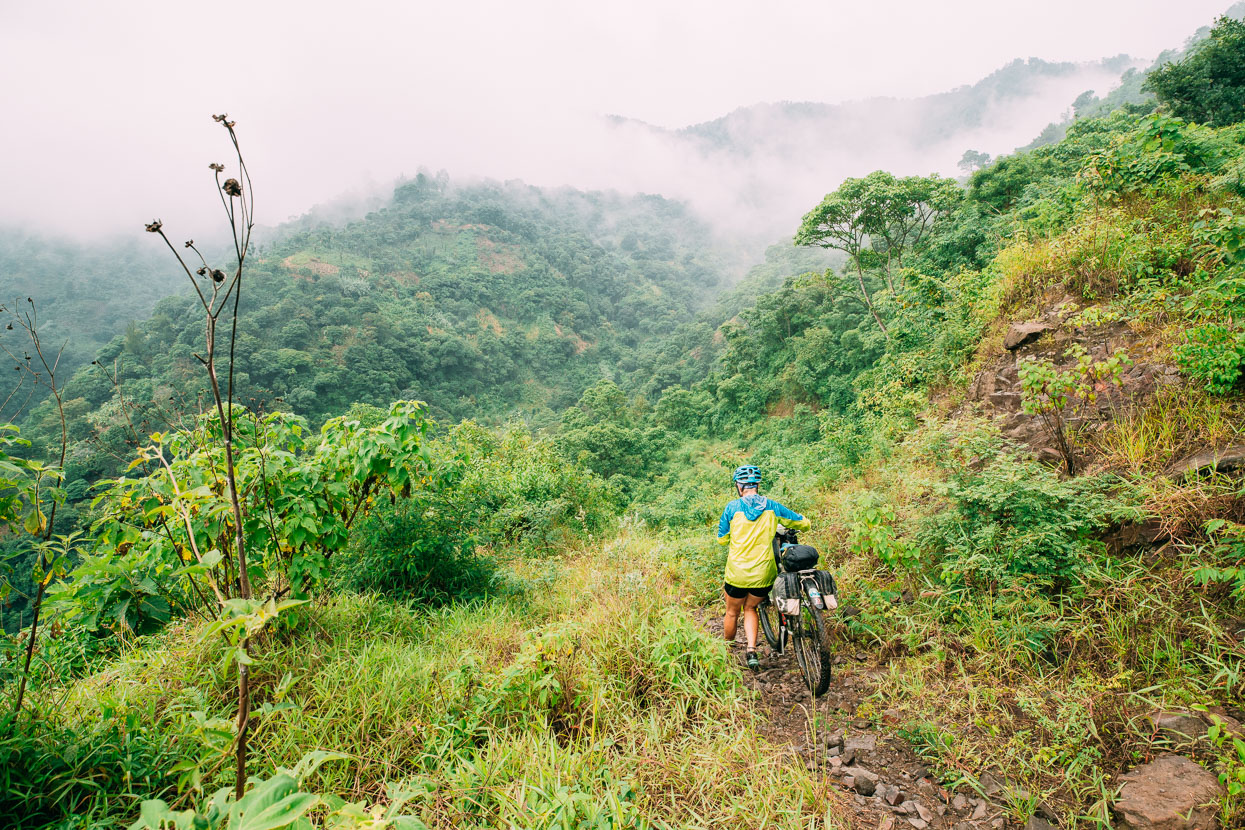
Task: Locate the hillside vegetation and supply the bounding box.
[2,179,738,526]
[3,14,1245,830]
[0,232,184,397]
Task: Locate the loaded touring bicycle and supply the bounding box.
[757,527,837,697]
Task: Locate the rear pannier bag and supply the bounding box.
[772,572,802,615]
[771,569,839,615]
[780,544,819,573]
[813,570,836,599]
[812,570,838,610]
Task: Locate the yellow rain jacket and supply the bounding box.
[717,493,811,589]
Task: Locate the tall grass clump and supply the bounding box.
[1093,388,1245,475]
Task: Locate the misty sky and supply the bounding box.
[1,0,1234,238]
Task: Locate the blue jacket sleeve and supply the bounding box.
[717,503,733,545]
[768,499,811,531]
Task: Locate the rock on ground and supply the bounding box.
[842,765,878,796]
[1004,320,1054,350]
[1166,444,1245,479]
[1151,711,1211,748]
[1114,756,1223,830]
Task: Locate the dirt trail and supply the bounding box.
[699,610,1012,830]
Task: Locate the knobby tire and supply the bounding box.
[757,598,782,651]
[792,600,832,697]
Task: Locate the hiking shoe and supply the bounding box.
[746,650,760,671]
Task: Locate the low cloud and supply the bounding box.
[0,0,1228,244]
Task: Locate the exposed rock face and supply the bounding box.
[966,304,1182,465]
[1101,519,1171,557]
[1166,445,1245,479]
[1114,756,1223,830]
[1004,320,1055,350]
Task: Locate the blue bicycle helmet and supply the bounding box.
[732,465,762,487]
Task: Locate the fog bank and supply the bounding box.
[0,1,1232,241]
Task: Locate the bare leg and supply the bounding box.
[723,592,744,642]
[742,593,764,651]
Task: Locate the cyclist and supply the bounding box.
[717,465,810,670]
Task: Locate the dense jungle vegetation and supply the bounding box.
[3,12,1245,830]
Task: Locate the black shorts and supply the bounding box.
[724,582,771,600]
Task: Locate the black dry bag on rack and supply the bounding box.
[779,544,819,573]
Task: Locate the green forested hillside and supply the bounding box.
[1022,1,1245,149]
[4,12,1245,830]
[82,176,727,420]
[0,232,184,401]
[11,177,741,484]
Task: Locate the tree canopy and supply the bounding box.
[794,171,961,334]
[1145,16,1245,126]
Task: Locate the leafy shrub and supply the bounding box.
[556,379,671,486]
[1176,323,1245,393]
[654,386,712,436]
[58,401,432,632]
[1172,244,1245,392]
[848,490,918,570]
[438,421,617,550]
[817,413,877,468]
[1018,344,1131,475]
[1207,715,1245,824]
[1191,519,1245,603]
[336,493,498,604]
[0,617,117,692]
[337,421,615,598]
[1082,115,1235,195]
[968,152,1057,212]
[920,435,1140,588]
[633,472,723,530]
[630,439,754,532]
[133,751,428,830]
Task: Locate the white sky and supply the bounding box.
[0,0,1233,237]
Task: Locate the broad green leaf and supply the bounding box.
[232,773,319,830]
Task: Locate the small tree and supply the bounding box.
[1145,16,1245,127]
[795,171,961,336]
[1017,344,1131,476]
[795,172,891,334]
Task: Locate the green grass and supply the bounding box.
[1092,387,1245,477]
[800,412,1245,828]
[18,532,848,829]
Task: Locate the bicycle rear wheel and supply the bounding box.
[792,600,832,697]
[757,598,781,651]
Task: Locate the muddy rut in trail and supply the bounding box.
[699,611,1013,830]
